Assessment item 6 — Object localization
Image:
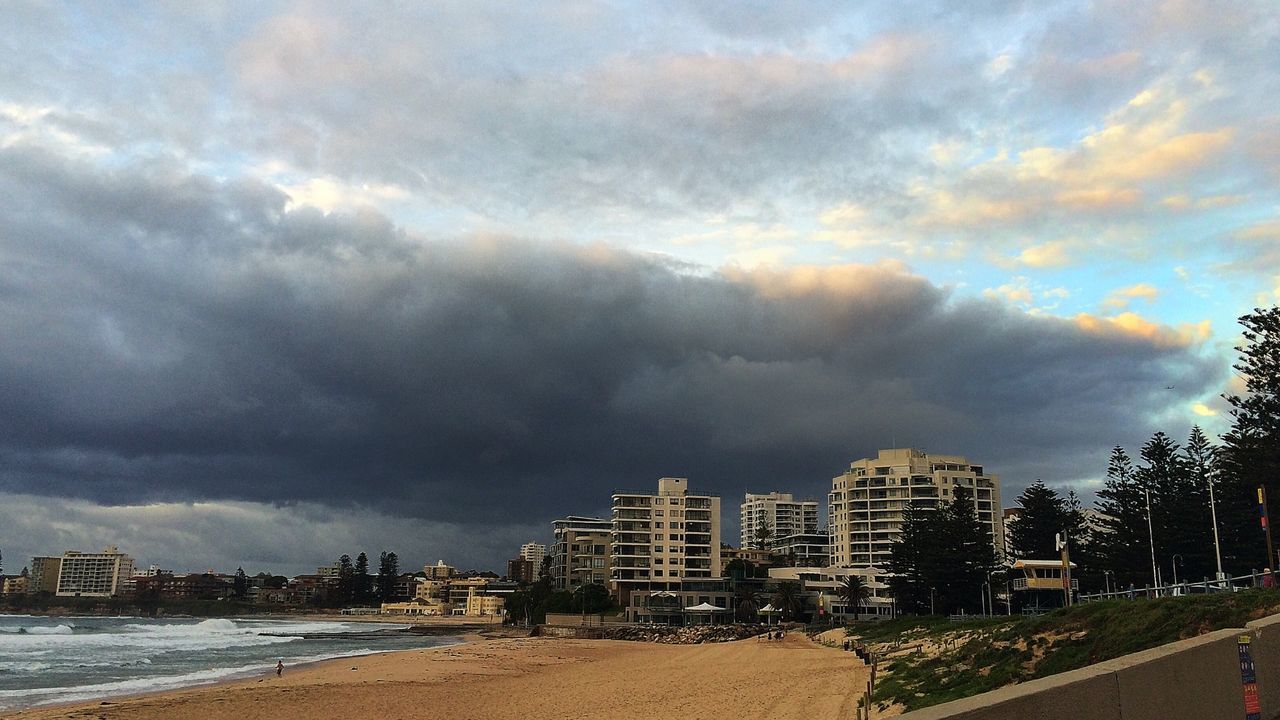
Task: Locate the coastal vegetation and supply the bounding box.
[849,589,1280,712]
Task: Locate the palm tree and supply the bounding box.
[837,575,869,620]
[771,581,804,621]
[733,584,761,622]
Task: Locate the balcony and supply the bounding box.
[1012,577,1079,591]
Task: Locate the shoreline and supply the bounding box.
[0,616,520,716]
[4,632,868,720]
[1,638,473,718]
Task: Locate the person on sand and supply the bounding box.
[276,660,284,677]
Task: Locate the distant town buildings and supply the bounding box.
[28,556,61,595]
[55,547,135,598]
[519,542,547,572]
[740,491,819,549]
[506,557,535,584]
[550,515,612,591]
[829,448,1003,568]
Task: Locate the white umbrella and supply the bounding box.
[684,602,726,611]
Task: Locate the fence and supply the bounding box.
[1077,569,1272,603]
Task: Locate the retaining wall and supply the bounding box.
[897,613,1280,720]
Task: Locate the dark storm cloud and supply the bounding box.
[0,146,1222,531]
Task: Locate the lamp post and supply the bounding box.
[1172,554,1184,589]
[1103,569,1114,597]
[1144,485,1159,591]
[1207,470,1225,582]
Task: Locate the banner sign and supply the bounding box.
[1238,634,1261,720]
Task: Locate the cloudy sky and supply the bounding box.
[1,1,1276,576]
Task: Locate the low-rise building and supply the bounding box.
[1,576,28,595]
[767,565,892,621]
[134,573,232,602]
[719,547,774,576]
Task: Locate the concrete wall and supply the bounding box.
[898,619,1280,720]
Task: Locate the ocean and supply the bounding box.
[0,614,463,711]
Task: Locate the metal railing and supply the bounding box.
[1077,570,1274,602]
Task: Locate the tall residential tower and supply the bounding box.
[828,448,1002,568]
[739,491,819,549]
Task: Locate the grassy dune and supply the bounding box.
[849,590,1280,712]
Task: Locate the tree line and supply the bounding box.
[329,550,402,605]
[889,306,1280,613]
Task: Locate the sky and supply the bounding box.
[1,1,1277,576]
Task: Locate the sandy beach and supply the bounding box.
[6,632,868,720]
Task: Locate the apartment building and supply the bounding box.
[519,542,547,572]
[828,448,1003,568]
[1,576,28,595]
[28,556,62,595]
[740,491,819,549]
[550,516,612,591]
[54,546,135,598]
[771,532,831,567]
[611,477,723,617]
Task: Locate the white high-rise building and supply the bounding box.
[519,542,547,573]
[740,491,819,549]
[54,546,135,598]
[829,448,1003,568]
[611,477,723,616]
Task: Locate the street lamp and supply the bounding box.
[1103,569,1114,596]
[1144,485,1159,591]
[1171,554,1184,588]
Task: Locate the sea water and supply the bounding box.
[0,615,462,711]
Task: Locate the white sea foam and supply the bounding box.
[21,625,74,635]
[0,646,385,708]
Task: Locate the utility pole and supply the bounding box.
[1259,486,1276,580]
[1056,532,1072,608]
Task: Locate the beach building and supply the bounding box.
[611,477,727,621]
[828,448,1003,568]
[767,565,893,620]
[28,556,61,595]
[550,515,612,591]
[740,492,819,549]
[54,547,135,598]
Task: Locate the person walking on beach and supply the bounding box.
[276,660,284,677]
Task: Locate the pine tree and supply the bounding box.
[1094,446,1155,588]
[1185,426,1226,579]
[1009,480,1068,559]
[887,502,930,614]
[376,551,399,600]
[354,552,371,603]
[1221,306,1280,571]
[336,554,355,605]
[233,567,249,599]
[887,488,996,615]
[1137,432,1203,583]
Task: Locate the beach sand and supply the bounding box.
[7,632,868,720]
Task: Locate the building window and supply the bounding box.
[655,510,664,516]
[655,522,664,528]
